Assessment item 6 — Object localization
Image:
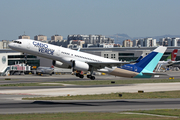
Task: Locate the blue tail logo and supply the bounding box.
[121,46,167,78]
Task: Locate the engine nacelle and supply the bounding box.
[74,61,89,71]
[52,60,71,69]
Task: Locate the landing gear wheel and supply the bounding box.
[76,73,80,77]
[87,74,95,80]
[79,74,84,79]
[90,76,95,80]
[87,75,91,78]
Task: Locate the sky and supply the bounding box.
[0,0,180,40]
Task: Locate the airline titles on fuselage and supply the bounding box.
[33,41,55,55]
[61,51,101,62]
[74,54,101,62]
[32,40,102,62]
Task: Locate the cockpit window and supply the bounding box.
[13,41,22,44]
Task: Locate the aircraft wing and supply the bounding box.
[87,53,145,69]
[86,61,130,69]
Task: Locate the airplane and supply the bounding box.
[165,49,178,61]
[36,66,54,76]
[155,49,179,71]
[9,39,167,80]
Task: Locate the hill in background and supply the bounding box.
[106,34,180,44]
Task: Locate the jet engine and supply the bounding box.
[52,60,71,68]
[73,61,89,71]
[53,60,89,71]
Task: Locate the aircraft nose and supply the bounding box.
[8,43,13,48]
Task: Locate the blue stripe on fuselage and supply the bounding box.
[119,64,143,73]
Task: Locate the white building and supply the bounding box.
[151,39,157,47]
[34,35,47,42]
[133,38,156,47]
[51,34,63,42]
[144,38,156,47]
[159,38,165,46]
[123,39,133,47]
[133,39,139,47]
[167,37,172,46]
[144,38,151,47]
[139,39,144,47]
[172,38,179,46]
[159,37,179,46]
[0,40,11,49]
[67,34,114,45]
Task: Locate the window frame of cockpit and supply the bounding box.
[13,41,22,44]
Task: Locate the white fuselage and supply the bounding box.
[9,39,118,67]
[9,39,167,79]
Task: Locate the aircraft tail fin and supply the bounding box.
[171,49,178,61]
[135,46,167,73]
[165,49,178,61]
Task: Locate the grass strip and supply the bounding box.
[0,109,179,120]
[0,83,39,87]
[23,90,180,100]
[0,83,64,87]
[132,109,180,118]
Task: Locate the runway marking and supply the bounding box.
[120,112,179,118]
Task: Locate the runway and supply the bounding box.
[0,97,180,114]
[0,82,180,96]
[0,74,123,85]
[0,73,180,114]
[0,71,180,85]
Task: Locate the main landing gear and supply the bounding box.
[75,71,95,80]
[87,75,95,80]
[76,72,84,79]
[87,67,95,80]
[75,72,95,80]
[71,60,95,80]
